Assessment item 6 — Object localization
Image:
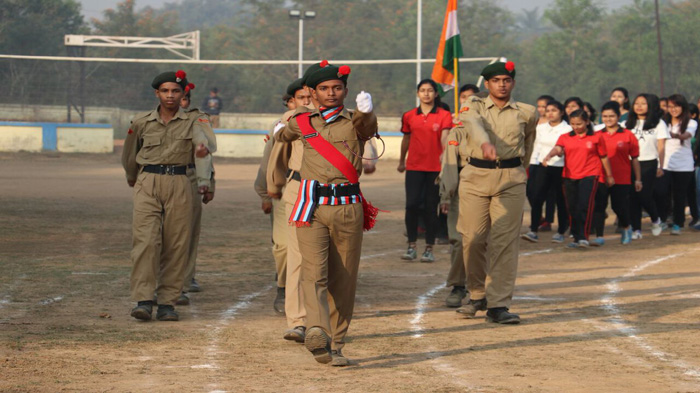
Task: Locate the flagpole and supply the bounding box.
[453,43,459,117]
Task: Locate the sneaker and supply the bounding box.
[189,278,201,292]
[331,349,350,367]
[420,248,435,263]
[156,305,179,321]
[485,307,521,324]
[566,242,579,249]
[693,223,700,231]
[130,301,154,321]
[521,231,539,243]
[651,221,662,237]
[689,218,698,227]
[274,287,285,315]
[671,225,681,235]
[445,286,467,308]
[578,240,590,248]
[631,230,643,240]
[551,233,565,243]
[660,222,669,231]
[456,298,487,318]
[175,293,190,306]
[304,327,332,364]
[590,237,604,247]
[621,228,632,245]
[538,222,552,232]
[401,247,417,261]
[283,326,306,343]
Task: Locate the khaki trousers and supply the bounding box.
[457,165,526,309]
[296,203,363,350]
[272,198,287,287]
[283,179,306,328]
[446,190,465,287]
[130,172,193,306]
[183,184,202,290]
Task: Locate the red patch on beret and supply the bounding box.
[320,60,329,68]
[175,70,186,80]
[448,140,459,146]
[505,61,515,72]
[128,128,133,134]
[338,65,351,76]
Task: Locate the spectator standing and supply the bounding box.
[202,87,223,128]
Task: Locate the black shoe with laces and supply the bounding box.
[156,305,179,321]
[130,301,154,321]
[485,307,520,324]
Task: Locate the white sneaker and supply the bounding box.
[651,221,662,237]
[631,230,643,240]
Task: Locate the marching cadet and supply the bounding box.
[265,67,320,343]
[253,79,311,316]
[122,70,213,321]
[453,61,536,324]
[439,127,467,308]
[275,61,378,366]
[177,85,217,306]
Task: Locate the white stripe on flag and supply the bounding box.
[445,10,460,39]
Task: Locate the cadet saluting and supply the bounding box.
[453,61,536,324]
[122,70,212,322]
[275,61,378,366]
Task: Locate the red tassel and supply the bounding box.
[293,221,311,228]
[320,60,329,68]
[175,70,187,79]
[338,65,351,76]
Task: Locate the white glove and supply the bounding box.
[273,121,285,135]
[356,91,373,113]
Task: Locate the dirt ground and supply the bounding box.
[1,152,700,393]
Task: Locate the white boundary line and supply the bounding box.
[599,250,700,379]
[201,284,274,393]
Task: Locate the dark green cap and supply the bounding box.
[480,61,516,80]
[301,62,324,86]
[305,62,352,89]
[286,78,305,96]
[151,70,188,89]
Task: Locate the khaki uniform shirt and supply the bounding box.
[122,106,213,188]
[455,95,537,167]
[276,106,378,184]
[185,108,217,191]
[265,109,301,196]
[439,128,463,204]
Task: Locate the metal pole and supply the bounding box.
[654,0,665,96]
[298,18,304,78]
[416,0,422,107]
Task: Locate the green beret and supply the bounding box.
[286,78,305,96]
[306,62,352,89]
[151,70,188,89]
[301,62,324,86]
[480,61,516,80]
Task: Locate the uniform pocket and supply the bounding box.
[141,136,162,160]
[174,132,193,153]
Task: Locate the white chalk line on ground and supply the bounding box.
[71,272,109,275]
[598,249,700,380]
[361,249,405,260]
[203,284,274,393]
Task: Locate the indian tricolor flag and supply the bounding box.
[431,0,463,95]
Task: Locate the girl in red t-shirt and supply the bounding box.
[542,110,614,248]
[591,101,642,246]
[397,79,453,262]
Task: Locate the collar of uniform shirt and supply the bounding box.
[484,95,519,110]
[148,106,188,123]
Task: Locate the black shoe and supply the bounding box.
[456,298,487,318]
[283,326,306,343]
[445,286,467,308]
[274,287,286,315]
[130,301,154,321]
[304,327,332,364]
[156,305,179,321]
[175,293,190,306]
[189,278,201,293]
[485,307,520,324]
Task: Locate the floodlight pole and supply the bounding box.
[289,10,316,78]
[654,0,665,96]
[416,0,422,107]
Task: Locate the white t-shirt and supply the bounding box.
[530,120,572,167]
[622,119,670,162]
[663,119,697,172]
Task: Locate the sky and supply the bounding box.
[77,0,636,22]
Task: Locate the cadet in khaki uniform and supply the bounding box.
[122,70,213,322]
[177,88,217,306]
[264,76,315,342]
[275,62,377,366]
[453,61,536,324]
[439,127,467,307]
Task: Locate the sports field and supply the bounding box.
[1,152,699,392]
